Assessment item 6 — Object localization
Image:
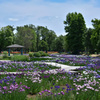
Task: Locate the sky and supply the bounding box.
[0,0,100,36]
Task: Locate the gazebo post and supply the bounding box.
[21,48,23,55]
[8,48,10,56]
[7,44,24,55]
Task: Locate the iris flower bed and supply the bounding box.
[0,55,100,100]
[50,54,100,66]
[0,61,59,72]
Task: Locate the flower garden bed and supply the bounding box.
[0,55,100,100]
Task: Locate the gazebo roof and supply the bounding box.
[7,44,24,48]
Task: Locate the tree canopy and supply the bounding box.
[64,12,86,54]
[0,25,14,52]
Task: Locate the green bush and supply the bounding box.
[3,51,8,58]
[33,52,41,57]
[38,51,44,55]
[38,51,45,56]
[42,52,49,56]
[38,51,49,56]
[11,55,29,61]
[0,56,3,60]
[29,52,34,57]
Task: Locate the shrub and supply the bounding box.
[3,51,8,58]
[0,56,3,60]
[29,52,34,57]
[11,55,29,61]
[38,51,49,56]
[42,52,49,56]
[33,52,41,57]
[38,51,44,55]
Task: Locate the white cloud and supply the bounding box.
[8,18,19,21]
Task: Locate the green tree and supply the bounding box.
[91,18,100,53]
[39,40,48,52]
[47,30,57,51]
[36,26,43,51]
[0,25,14,52]
[83,28,94,54]
[63,35,68,52]
[36,26,57,51]
[39,26,49,42]
[55,35,64,53]
[64,12,86,54]
[15,25,37,51]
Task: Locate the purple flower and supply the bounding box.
[47,90,51,93]
[61,91,64,95]
[0,80,2,84]
[8,91,12,93]
[51,87,53,89]
[20,89,25,92]
[53,83,55,85]
[44,89,48,92]
[58,93,60,95]
[66,91,69,93]
[62,87,65,90]
[3,86,7,90]
[39,92,42,95]
[55,86,60,89]
[41,91,44,93]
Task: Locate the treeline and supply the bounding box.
[0,25,64,53]
[0,12,100,54]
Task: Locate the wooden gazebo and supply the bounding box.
[7,44,24,56]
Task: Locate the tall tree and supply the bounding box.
[83,28,94,54]
[36,26,43,51]
[64,12,86,54]
[91,18,100,53]
[15,25,37,51]
[36,26,57,51]
[0,25,14,52]
[47,30,57,51]
[63,35,68,52]
[55,35,64,53]
[39,40,48,52]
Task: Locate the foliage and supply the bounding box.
[91,18,100,53]
[29,57,52,61]
[0,56,3,60]
[55,35,65,53]
[83,28,94,54]
[15,25,37,51]
[0,26,14,52]
[29,52,34,57]
[2,51,8,58]
[38,51,49,56]
[39,40,48,52]
[64,12,86,54]
[33,52,41,57]
[46,30,57,51]
[36,26,57,51]
[36,26,41,51]
[11,55,29,61]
